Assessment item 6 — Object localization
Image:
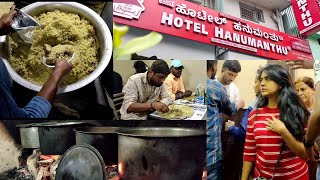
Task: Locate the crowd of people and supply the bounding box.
[207,60,320,180]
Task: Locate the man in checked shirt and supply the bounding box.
[120,60,173,120]
[206,60,243,179]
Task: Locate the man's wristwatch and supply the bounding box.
[303,136,314,148]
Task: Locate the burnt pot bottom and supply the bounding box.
[118,135,205,180]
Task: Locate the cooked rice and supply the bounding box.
[7,10,100,85]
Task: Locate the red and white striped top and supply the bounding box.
[243,106,308,180]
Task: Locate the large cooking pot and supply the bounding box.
[74,127,119,165]
[0,2,112,93]
[38,121,91,155]
[117,127,206,180]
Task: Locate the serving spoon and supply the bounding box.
[42,52,75,68]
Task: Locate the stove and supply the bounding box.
[106,165,120,180]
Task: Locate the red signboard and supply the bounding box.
[291,0,320,37]
[113,0,314,60]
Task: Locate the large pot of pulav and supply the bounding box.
[0,2,112,93]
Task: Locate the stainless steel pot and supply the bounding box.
[0,2,112,93]
[17,123,40,148]
[38,121,91,155]
[74,127,119,165]
[117,127,206,180]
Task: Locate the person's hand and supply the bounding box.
[237,99,245,110]
[185,90,192,96]
[305,143,320,162]
[265,116,286,135]
[0,10,17,36]
[153,102,169,113]
[225,120,235,131]
[176,91,183,94]
[306,146,315,162]
[313,143,320,162]
[284,60,314,69]
[53,59,73,79]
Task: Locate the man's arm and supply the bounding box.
[164,79,175,100]
[207,80,237,116]
[305,60,320,160]
[121,78,169,113]
[306,82,320,146]
[176,90,192,99]
[159,84,173,106]
[228,107,253,141]
[37,60,72,104]
[219,87,237,116]
[285,60,314,69]
[122,78,150,113]
[234,85,246,109]
[241,162,253,180]
[0,11,72,119]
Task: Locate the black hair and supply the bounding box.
[256,64,310,140]
[151,60,170,75]
[133,61,148,74]
[222,60,241,73]
[207,60,218,72]
[256,66,264,79]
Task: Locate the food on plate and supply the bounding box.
[159,104,194,120]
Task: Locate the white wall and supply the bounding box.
[122,27,216,60]
[226,51,270,60]
[223,0,279,31]
[294,69,314,81]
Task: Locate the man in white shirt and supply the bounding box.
[217,60,245,109]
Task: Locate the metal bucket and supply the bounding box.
[17,123,40,148]
[38,121,90,155]
[117,127,206,180]
[0,2,112,93]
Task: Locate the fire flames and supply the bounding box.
[202,170,207,180]
[118,162,123,176]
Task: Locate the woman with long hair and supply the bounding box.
[241,64,310,180]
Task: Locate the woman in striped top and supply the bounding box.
[241,64,310,180]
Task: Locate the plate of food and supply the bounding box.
[158,104,194,120]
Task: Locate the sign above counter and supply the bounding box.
[113,0,314,60]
